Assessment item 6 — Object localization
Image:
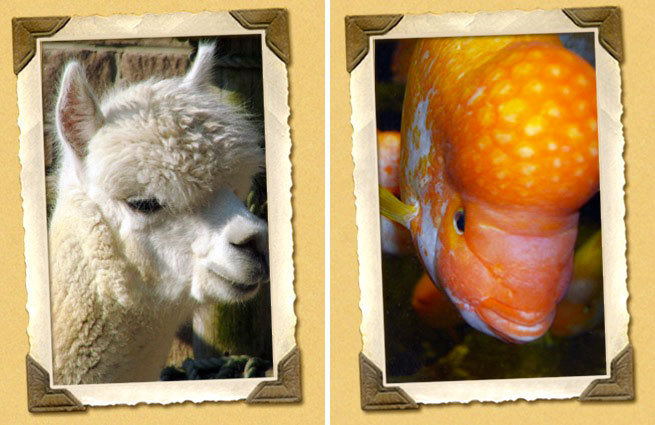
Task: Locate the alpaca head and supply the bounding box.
[53,42,269,304]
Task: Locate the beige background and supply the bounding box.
[332,0,654,423]
[2,0,323,423]
[4,0,655,422]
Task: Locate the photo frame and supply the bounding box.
[15,9,299,410]
[347,7,631,408]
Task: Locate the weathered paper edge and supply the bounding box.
[17,11,297,407]
[351,9,629,405]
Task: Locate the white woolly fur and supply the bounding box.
[49,42,269,384]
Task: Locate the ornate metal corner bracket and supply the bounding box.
[345,15,403,73]
[359,352,418,410]
[12,16,70,75]
[246,346,301,403]
[230,9,290,65]
[26,355,86,413]
[580,344,634,401]
[563,7,623,63]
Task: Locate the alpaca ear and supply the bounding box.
[183,42,216,87]
[55,62,104,161]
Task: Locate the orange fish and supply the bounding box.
[411,272,462,329]
[378,130,414,255]
[380,35,599,343]
[391,40,418,83]
[377,132,461,328]
[551,229,603,337]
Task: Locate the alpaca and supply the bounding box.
[49,42,269,385]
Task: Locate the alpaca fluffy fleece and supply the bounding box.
[49,43,269,384]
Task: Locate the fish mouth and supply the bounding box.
[476,303,556,343]
[445,289,555,343]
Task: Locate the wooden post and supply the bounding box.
[193,283,273,360]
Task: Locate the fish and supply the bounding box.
[550,228,604,337]
[391,40,418,83]
[411,272,462,329]
[377,130,414,255]
[377,132,462,329]
[377,131,462,328]
[380,35,600,343]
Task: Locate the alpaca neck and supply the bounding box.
[105,295,192,383]
[49,195,195,384]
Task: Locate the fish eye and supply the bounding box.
[453,208,465,235]
[126,198,163,213]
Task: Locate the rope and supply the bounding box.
[160,354,272,381]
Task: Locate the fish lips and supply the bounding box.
[476,303,557,343]
[450,294,556,343]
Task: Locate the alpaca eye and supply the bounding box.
[453,208,465,235]
[126,198,163,213]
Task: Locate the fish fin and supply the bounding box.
[379,185,417,229]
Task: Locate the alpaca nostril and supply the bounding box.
[231,238,259,256]
[230,234,266,262]
[223,211,268,266]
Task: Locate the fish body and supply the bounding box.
[386,36,599,343]
[551,229,603,337]
[378,130,415,255]
[412,272,462,329]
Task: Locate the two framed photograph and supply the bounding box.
[14,5,631,414]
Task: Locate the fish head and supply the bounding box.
[397,37,600,344]
[425,42,598,343]
[433,198,577,343]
